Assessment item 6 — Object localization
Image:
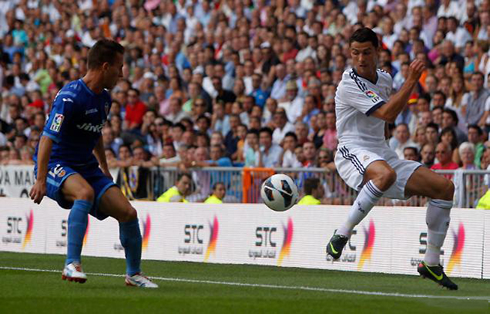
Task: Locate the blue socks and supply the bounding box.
[66,199,142,276]
[119,219,142,276]
[66,199,92,265]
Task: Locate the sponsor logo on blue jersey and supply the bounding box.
[76,122,105,133]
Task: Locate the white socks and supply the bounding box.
[337,180,383,237]
[424,199,452,266]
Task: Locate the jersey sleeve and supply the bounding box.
[338,73,386,116]
[42,94,77,143]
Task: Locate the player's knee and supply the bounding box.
[77,186,94,203]
[375,167,397,191]
[119,206,137,223]
[439,179,455,201]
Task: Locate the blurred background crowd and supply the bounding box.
[1,0,490,189]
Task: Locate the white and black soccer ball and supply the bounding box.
[261,174,299,212]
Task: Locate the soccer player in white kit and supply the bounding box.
[326,28,457,290]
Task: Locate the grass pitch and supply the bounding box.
[0,252,489,313]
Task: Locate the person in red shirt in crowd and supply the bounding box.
[281,37,298,63]
[124,88,147,130]
[431,142,459,178]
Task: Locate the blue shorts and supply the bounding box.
[36,163,117,220]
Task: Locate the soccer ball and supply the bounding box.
[261,174,299,212]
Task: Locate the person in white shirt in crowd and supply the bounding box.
[463,72,490,127]
[437,0,459,18]
[393,62,409,91]
[445,17,473,53]
[270,63,289,100]
[278,80,304,123]
[477,9,490,41]
[295,32,316,62]
[390,123,418,159]
[262,98,277,128]
[166,96,190,124]
[272,109,295,146]
[279,132,302,168]
[258,127,282,168]
[381,16,398,51]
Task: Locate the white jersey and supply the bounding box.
[335,68,392,147]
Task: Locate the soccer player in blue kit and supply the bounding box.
[30,39,157,288]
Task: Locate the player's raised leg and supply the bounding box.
[327,160,395,259]
[98,186,158,288]
[60,174,95,283]
[405,167,458,290]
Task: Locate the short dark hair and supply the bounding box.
[284,131,298,141]
[197,115,211,125]
[443,108,459,125]
[472,71,485,81]
[439,127,458,150]
[403,146,419,155]
[87,39,125,70]
[426,122,439,131]
[304,177,320,195]
[128,88,140,96]
[259,127,273,138]
[433,91,447,102]
[432,105,444,113]
[212,182,225,191]
[172,122,186,132]
[177,172,192,182]
[349,27,379,48]
[468,124,483,136]
[247,129,259,136]
[419,93,431,103]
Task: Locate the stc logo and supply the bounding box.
[326,219,375,267]
[204,216,219,262]
[2,210,34,249]
[278,218,294,266]
[250,218,294,266]
[447,222,465,275]
[22,210,34,249]
[178,216,219,261]
[142,214,151,252]
[357,220,375,270]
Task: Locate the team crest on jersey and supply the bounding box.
[365,90,381,103]
[50,113,64,132]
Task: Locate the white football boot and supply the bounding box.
[62,262,87,283]
[125,273,158,288]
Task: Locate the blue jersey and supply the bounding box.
[35,79,111,167]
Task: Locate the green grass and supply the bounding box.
[0,252,489,313]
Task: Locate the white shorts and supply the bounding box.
[335,144,421,200]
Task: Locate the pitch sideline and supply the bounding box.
[1,266,489,302]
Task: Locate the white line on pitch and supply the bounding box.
[1,266,489,302]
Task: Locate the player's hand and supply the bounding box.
[30,180,46,204]
[407,59,425,82]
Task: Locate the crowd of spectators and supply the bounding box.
[1,0,490,186]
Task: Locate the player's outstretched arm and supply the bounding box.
[371,60,425,123]
[30,136,53,204]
